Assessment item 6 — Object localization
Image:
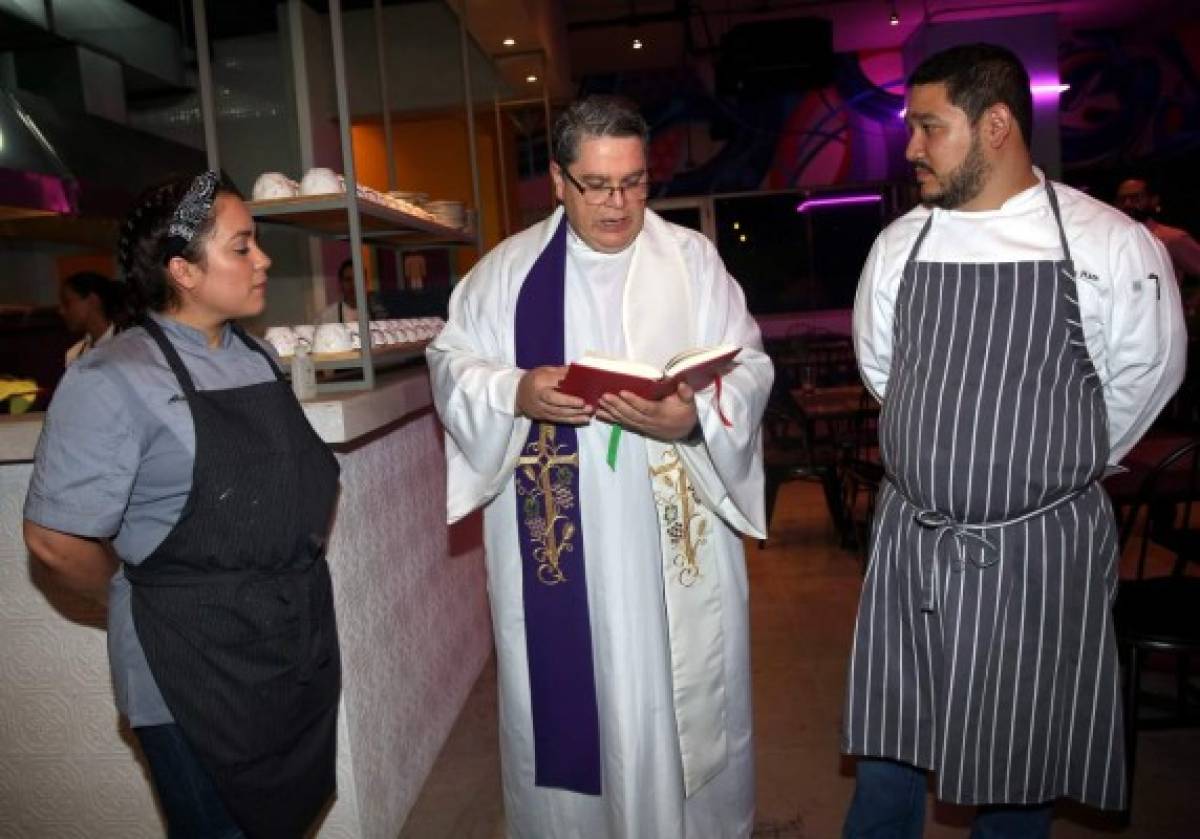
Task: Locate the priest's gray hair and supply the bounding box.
[552,95,649,167]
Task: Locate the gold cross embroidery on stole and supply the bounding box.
[650,449,709,587]
[517,423,580,585]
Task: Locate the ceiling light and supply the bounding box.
[732,221,740,230]
[526,74,539,84]
[889,1,899,26]
[739,233,747,243]
[502,37,516,47]
[632,38,644,50]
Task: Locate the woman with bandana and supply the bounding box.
[23,173,342,839]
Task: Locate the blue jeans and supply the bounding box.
[843,759,1054,839]
[134,724,245,839]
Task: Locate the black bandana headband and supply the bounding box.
[162,170,221,262]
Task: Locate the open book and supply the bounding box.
[557,344,740,404]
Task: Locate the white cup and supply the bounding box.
[252,173,299,200]
[300,167,342,196]
[313,322,352,353]
[292,324,316,349]
[264,326,297,356]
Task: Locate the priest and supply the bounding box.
[426,95,773,838]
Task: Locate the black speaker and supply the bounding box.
[716,18,835,99]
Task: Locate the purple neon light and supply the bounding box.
[796,194,883,213]
[897,81,1069,118]
[1030,82,1070,95]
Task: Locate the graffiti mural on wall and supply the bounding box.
[527,25,1200,198]
[577,50,908,196]
[1059,26,1200,170]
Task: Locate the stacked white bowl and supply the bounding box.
[263,318,446,357]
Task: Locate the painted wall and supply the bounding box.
[519,23,1200,207]
[347,115,512,283]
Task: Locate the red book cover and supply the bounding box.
[557,345,740,405]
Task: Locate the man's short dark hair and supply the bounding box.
[908,43,1033,146]
[551,95,648,168]
[1117,173,1159,195]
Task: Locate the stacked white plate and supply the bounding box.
[388,190,429,208]
[425,200,466,229]
[264,318,446,357]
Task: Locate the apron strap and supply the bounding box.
[141,316,198,396]
[231,323,286,382]
[905,178,1072,267]
[1043,180,1073,265]
[904,212,935,266]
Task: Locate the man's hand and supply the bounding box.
[595,382,698,442]
[515,366,593,425]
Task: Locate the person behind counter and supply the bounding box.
[317,257,387,323]
[59,270,129,366]
[23,171,343,838]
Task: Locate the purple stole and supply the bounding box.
[512,215,602,795]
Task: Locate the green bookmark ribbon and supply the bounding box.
[606,425,622,470]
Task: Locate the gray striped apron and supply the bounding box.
[842,182,1126,810]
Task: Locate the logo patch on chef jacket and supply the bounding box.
[1078,270,1099,281]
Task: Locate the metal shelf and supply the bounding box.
[248,195,475,248]
[193,0,485,394]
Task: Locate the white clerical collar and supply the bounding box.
[566,222,639,260]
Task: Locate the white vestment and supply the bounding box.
[427,208,773,838]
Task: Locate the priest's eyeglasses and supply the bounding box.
[560,167,651,206]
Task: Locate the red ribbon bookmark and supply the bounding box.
[714,374,733,428]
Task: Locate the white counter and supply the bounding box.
[0,367,436,460]
[0,367,493,838]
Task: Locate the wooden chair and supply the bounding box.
[760,393,845,548]
[839,389,885,563]
[1112,437,1200,813]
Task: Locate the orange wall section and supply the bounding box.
[56,253,116,282]
[351,115,520,275]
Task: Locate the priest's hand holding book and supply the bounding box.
[515,344,739,442]
[594,383,698,443]
[515,365,593,426]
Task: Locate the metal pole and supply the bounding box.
[329,0,374,389]
[193,0,220,171]
[373,0,397,191]
[494,93,510,237]
[286,0,323,320]
[541,51,553,205]
[457,0,485,255]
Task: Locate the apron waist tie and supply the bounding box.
[888,480,1091,613]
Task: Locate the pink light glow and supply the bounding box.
[897,81,1069,118]
[1030,82,1071,96]
[796,194,883,212]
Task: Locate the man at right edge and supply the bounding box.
[842,44,1186,838]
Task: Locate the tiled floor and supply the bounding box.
[400,481,1200,838]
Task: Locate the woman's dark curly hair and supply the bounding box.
[116,173,240,315]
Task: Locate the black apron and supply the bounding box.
[842,183,1126,810]
[127,318,342,838]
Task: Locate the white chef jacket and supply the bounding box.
[854,168,1186,464]
[64,322,115,366]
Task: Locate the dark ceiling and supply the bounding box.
[121,0,430,43]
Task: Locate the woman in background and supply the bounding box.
[59,270,128,365]
[24,172,342,839]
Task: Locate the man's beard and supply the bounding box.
[919,133,990,209]
[1123,206,1153,222]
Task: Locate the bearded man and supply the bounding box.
[842,43,1186,838]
